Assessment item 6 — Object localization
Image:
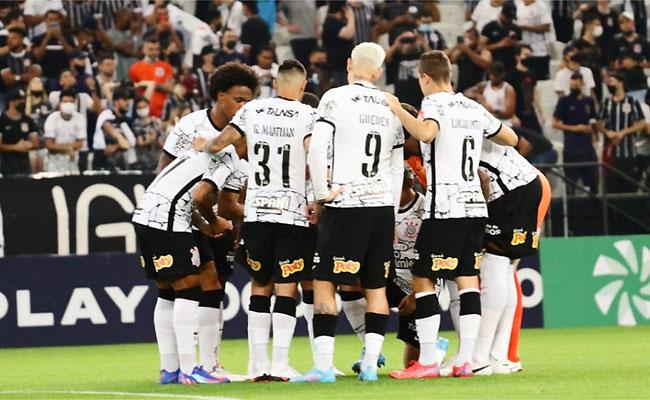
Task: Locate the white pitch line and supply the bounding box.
[0,390,241,400]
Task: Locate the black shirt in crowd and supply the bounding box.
[322,15,354,74]
[612,34,650,91]
[481,21,522,72]
[388,49,423,109]
[0,112,38,175]
[456,48,486,92]
[31,32,75,79]
[241,15,271,64]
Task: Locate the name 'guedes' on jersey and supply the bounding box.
[419,91,502,219]
[132,146,244,232]
[230,97,317,227]
[317,82,404,208]
[479,140,539,203]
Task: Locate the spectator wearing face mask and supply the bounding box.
[130,97,162,171]
[416,10,447,51]
[554,45,599,112]
[43,88,86,173]
[510,44,544,133]
[480,1,521,74]
[129,35,174,118]
[448,25,493,93]
[0,88,39,176]
[214,29,248,66]
[252,46,278,99]
[576,0,620,67]
[92,86,135,171]
[552,72,599,194]
[611,12,650,104]
[304,47,333,98]
[596,72,647,193]
[571,13,605,101]
[386,30,426,109]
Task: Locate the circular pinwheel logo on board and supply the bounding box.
[593,240,650,326]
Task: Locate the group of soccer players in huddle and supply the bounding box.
[132,41,551,385]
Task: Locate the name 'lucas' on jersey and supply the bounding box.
[318,82,404,208]
[419,91,503,220]
[230,97,317,227]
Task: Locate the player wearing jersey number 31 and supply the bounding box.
[384,50,518,379]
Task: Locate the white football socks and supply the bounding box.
[491,262,518,362]
[302,302,316,364]
[248,310,271,376]
[457,288,481,366]
[198,306,221,370]
[271,312,297,373]
[173,298,199,375]
[342,297,367,343]
[361,332,384,371]
[314,336,335,371]
[415,291,440,366]
[473,253,510,366]
[153,297,179,372]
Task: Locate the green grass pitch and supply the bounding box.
[0,326,649,399]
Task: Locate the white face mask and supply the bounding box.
[137,106,150,118]
[60,102,75,115]
[593,25,604,37]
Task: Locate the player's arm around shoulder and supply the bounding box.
[481,103,518,147]
[384,92,439,143]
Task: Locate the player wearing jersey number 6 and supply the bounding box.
[384,50,518,379]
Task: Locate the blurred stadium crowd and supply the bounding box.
[0,0,648,194]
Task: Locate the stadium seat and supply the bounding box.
[431,22,464,48]
[437,1,465,26]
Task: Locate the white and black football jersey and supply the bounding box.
[393,192,426,293]
[163,108,224,159]
[479,140,538,203]
[132,146,243,232]
[420,91,502,219]
[230,96,317,226]
[317,82,404,208]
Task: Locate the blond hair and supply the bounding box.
[350,42,385,73]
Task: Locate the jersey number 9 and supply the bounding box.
[362,132,381,178]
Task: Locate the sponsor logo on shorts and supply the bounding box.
[280,258,304,278]
[474,252,483,269]
[532,231,540,249]
[485,224,501,236]
[511,229,527,246]
[153,254,174,272]
[139,256,145,268]
[431,255,459,271]
[190,246,201,267]
[332,258,361,274]
[384,261,391,278]
[247,253,261,271]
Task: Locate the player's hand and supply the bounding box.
[192,136,207,151]
[207,217,233,238]
[383,92,402,114]
[317,185,344,204]
[398,293,416,316]
[306,201,322,224]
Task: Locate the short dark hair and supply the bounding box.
[570,72,584,81]
[302,92,320,108]
[278,59,306,78]
[8,27,26,37]
[97,52,114,63]
[60,88,77,101]
[143,34,159,44]
[582,12,600,26]
[310,46,326,55]
[258,45,274,56]
[328,1,345,14]
[136,96,149,105]
[242,0,258,15]
[419,50,451,83]
[487,61,506,78]
[113,86,131,101]
[515,44,532,56]
[208,62,259,100]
